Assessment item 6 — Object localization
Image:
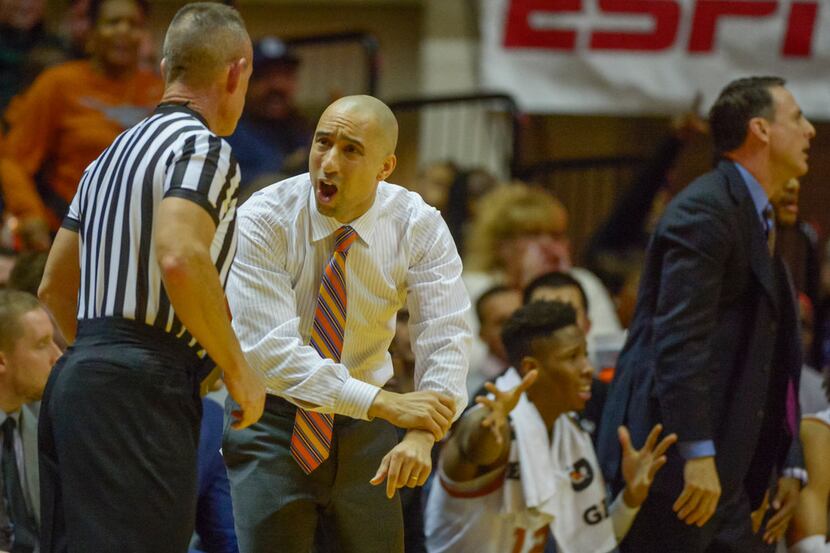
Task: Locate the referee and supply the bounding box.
[36,4,265,552]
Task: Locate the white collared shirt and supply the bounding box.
[227,173,471,420]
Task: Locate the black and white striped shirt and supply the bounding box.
[63,104,240,352]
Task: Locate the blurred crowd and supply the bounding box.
[0,1,828,553]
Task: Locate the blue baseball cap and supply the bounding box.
[252,36,300,69]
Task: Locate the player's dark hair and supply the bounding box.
[501,300,577,369]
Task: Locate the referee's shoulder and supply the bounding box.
[237,172,310,226]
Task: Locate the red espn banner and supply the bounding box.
[480,0,830,116]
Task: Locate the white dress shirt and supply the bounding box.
[227,173,471,421]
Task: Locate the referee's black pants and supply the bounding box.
[38,318,203,553]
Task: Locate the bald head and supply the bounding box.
[162,2,249,87]
[322,95,398,155]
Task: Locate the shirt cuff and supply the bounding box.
[334,377,381,420]
[782,467,808,487]
[677,440,716,459]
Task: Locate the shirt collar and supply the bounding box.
[733,162,771,220]
[0,409,19,428]
[308,176,379,247]
[154,102,209,127]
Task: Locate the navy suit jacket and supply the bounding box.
[598,160,803,509]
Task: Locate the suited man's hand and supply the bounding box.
[673,456,721,526]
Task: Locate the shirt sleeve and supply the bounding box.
[226,204,380,420]
[406,208,472,420]
[61,174,84,232]
[164,133,239,226]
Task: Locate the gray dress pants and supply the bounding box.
[223,394,404,553]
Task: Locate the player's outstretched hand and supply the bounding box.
[475,370,538,446]
[370,429,434,498]
[368,389,455,441]
[620,423,677,508]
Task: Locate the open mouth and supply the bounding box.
[578,383,592,402]
[317,180,338,204]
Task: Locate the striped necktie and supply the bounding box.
[291,225,358,473]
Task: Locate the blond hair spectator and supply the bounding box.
[462,182,622,378]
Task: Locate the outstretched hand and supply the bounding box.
[620,423,677,508]
[475,370,538,446]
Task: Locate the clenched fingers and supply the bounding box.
[674,488,718,526]
[685,494,717,527]
[674,487,703,520]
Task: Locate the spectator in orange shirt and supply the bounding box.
[0,0,161,250]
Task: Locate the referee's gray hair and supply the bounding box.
[0,290,42,352]
[162,2,249,86]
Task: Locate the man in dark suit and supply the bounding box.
[0,290,61,552]
[598,76,816,552]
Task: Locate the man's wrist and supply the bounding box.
[405,428,436,446]
[367,388,393,420]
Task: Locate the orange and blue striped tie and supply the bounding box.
[291,225,358,473]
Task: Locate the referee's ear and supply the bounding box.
[226,57,248,94]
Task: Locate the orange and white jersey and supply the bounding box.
[424,436,552,553]
[425,412,617,553]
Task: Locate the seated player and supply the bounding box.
[424,300,676,553]
[786,373,830,553]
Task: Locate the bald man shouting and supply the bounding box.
[224,95,472,552]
